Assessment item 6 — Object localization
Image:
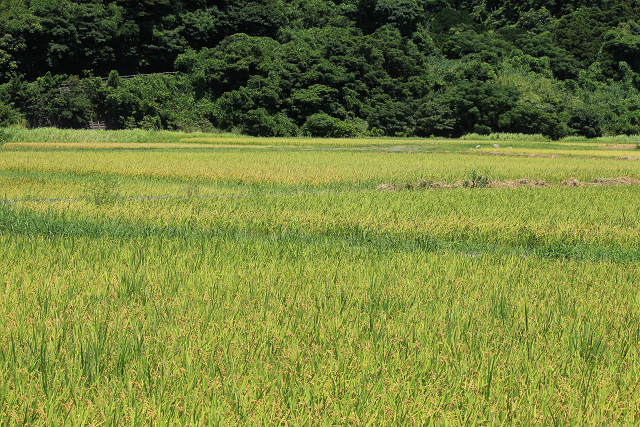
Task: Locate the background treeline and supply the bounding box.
[2,0,640,138]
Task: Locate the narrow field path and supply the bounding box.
[0,193,223,205]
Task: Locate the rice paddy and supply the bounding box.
[1,130,640,425]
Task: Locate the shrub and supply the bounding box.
[567,107,604,138]
[0,100,22,127]
[302,113,337,137]
[302,114,363,138]
[139,115,162,131]
[242,109,297,137]
[82,176,120,206]
[331,120,360,138]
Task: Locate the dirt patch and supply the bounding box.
[561,177,581,187]
[618,156,640,160]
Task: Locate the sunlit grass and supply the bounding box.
[1,127,243,144]
[3,147,640,187]
[2,207,640,424]
[6,185,640,257]
[479,146,640,158]
[460,132,551,141]
[2,142,274,150]
[2,129,640,425]
[179,136,436,146]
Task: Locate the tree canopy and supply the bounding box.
[2,0,640,138]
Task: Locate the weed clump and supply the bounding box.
[83,176,120,206]
[185,183,200,198]
[463,170,490,188]
[0,128,11,145]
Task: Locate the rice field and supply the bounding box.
[2,130,640,425]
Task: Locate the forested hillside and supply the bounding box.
[2,0,640,138]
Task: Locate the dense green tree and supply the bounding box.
[497,102,568,139]
[288,0,355,28]
[103,73,214,130]
[502,28,582,79]
[0,82,23,127]
[600,21,640,77]
[413,94,456,137]
[367,100,414,135]
[241,108,297,136]
[8,72,99,128]
[553,7,610,67]
[356,0,423,36]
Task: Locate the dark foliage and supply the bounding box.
[2,0,640,138]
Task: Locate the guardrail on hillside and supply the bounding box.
[101,71,179,81]
[59,72,179,91]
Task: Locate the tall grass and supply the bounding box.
[461,132,551,142]
[1,219,639,424]
[561,134,640,143]
[3,128,430,146]
[5,127,640,146]
[0,127,242,144]
[3,145,640,187]
[3,185,640,259]
[178,136,430,146]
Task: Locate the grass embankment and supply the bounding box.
[3,127,640,146]
[1,131,640,425]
